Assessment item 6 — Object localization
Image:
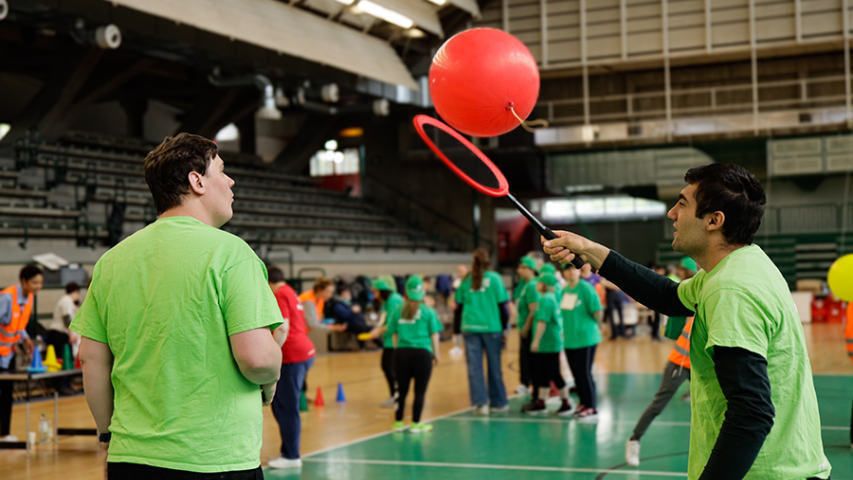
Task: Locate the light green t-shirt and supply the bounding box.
[560,281,603,350]
[387,303,442,353]
[382,292,404,348]
[70,216,282,473]
[677,244,830,480]
[534,292,563,353]
[455,271,510,333]
[516,277,540,329]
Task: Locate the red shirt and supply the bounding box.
[275,284,316,364]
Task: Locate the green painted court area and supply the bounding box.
[266,374,853,479]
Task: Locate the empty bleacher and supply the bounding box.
[3,130,449,253]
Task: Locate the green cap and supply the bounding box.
[372,278,394,291]
[405,275,425,301]
[519,256,538,272]
[540,263,556,274]
[680,257,697,273]
[539,272,558,287]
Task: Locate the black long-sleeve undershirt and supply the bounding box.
[598,250,775,479]
[598,250,694,317]
[699,347,775,480]
[453,302,511,331]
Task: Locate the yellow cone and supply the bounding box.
[43,345,61,373]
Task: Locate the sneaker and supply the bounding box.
[555,401,574,416]
[409,422,433,433]
[268,456,303,469]
[574,407,599,423]
[625,439,641,467]
[392,421,407,432]
[490,405,510,413]
[514,385,530,395]
[380,393,398,408]
[473,405,490,416]
[0,435,19,442]
[680,392,691,401]
[521,400,538,412]
[524,400,548,415]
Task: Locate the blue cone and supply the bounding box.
[336,382,346,402]
[27,350,47,373]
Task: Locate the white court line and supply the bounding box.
[302,457,688,477]
[440,417,850,430]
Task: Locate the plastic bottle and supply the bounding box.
[46,415,54,442]
[38,413,48,443]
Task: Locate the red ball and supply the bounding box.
[429,28,540,138]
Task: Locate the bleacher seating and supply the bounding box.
[5,131,449,252]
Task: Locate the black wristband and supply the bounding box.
[99,432,111,443]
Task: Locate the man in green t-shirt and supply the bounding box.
[72,133,284,478]
[515,256,539,398]
[543,164,830,480]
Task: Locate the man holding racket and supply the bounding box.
[543,164,830,480]
[72,133,283,479]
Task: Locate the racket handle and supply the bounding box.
[505,193,585,269]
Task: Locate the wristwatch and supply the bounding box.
[99,432,111,443]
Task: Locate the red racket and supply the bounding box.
[413,114,584,269]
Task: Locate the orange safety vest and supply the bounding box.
[0,285,33,356]
[668,316,694,369]
[298,289,325,323]
[845,303,853,364]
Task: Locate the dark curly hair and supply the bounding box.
[144,133,219,215]
[684,164,766,245]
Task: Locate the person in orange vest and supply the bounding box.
[845,301,853,449]
[0,264,44,442]
[298,276,346,334]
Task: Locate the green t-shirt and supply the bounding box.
[513,278,528,304]
[382,292,404,348]
[386,303,442,353]
[70,216,282,473]
[516,277,540,329]
[560,281,603,350]
[455,271,509,333]
[677,245,830,480]
[533,292,563,353]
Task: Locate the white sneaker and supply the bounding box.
[449,346,464,358]
[268,456,303,469]
[625,439,640,467]
[0,435,19,442]
[473,405,490,415]
[380,393,398,408]
[514,385,530,395]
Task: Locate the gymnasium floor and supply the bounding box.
[4,323,852,479]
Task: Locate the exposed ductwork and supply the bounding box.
[208,72,282,121]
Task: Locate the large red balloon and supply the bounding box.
[429,28,540,138]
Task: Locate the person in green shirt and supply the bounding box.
[560,263,604,421]
[72,133,283,478]
[544,163,830,480]
[387,276,442,434]
[526,272,571,416]
[540,262,562,298]
[515,256,539,399]
[369,278,404,408]
[454,248,510,415]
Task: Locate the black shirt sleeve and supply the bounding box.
[598,250,694,317]
[698,346,775,480]
[454,304,463,328]
[499,301,509,330]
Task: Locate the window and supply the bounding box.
[310,147,360,177]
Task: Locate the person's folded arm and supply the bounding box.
[698,346,775,480]
[79,337,114,434]
[598,250,693,317]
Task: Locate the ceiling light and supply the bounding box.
[256,85,282,121]
[340,127,364,137]
[334,0,355,5]
[404,28,425,38]
[0,123,9,142]
[426,0,447,5]
[325,139,339,151]
[215,123,239,142]
[357,0,414,29]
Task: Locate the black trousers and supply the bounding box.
[519,332,532,388]
[107,463,263,480]
[45,330,72,389]
[565,345,598,409]
[0,359,14,436]
[381,347,396,397]
[531,352,565,391]
[650,312,661,340]
[394,348,433,423]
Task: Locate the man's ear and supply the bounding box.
[187,170,205,195]
[705,211,725,232]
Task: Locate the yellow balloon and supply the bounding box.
[828,254,853,301]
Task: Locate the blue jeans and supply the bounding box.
[463,332,507,408]
[271,357,315,459]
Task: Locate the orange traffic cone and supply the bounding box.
[315,387,325,407]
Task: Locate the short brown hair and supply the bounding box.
[313,276,334,293]
[144,133,219,214]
